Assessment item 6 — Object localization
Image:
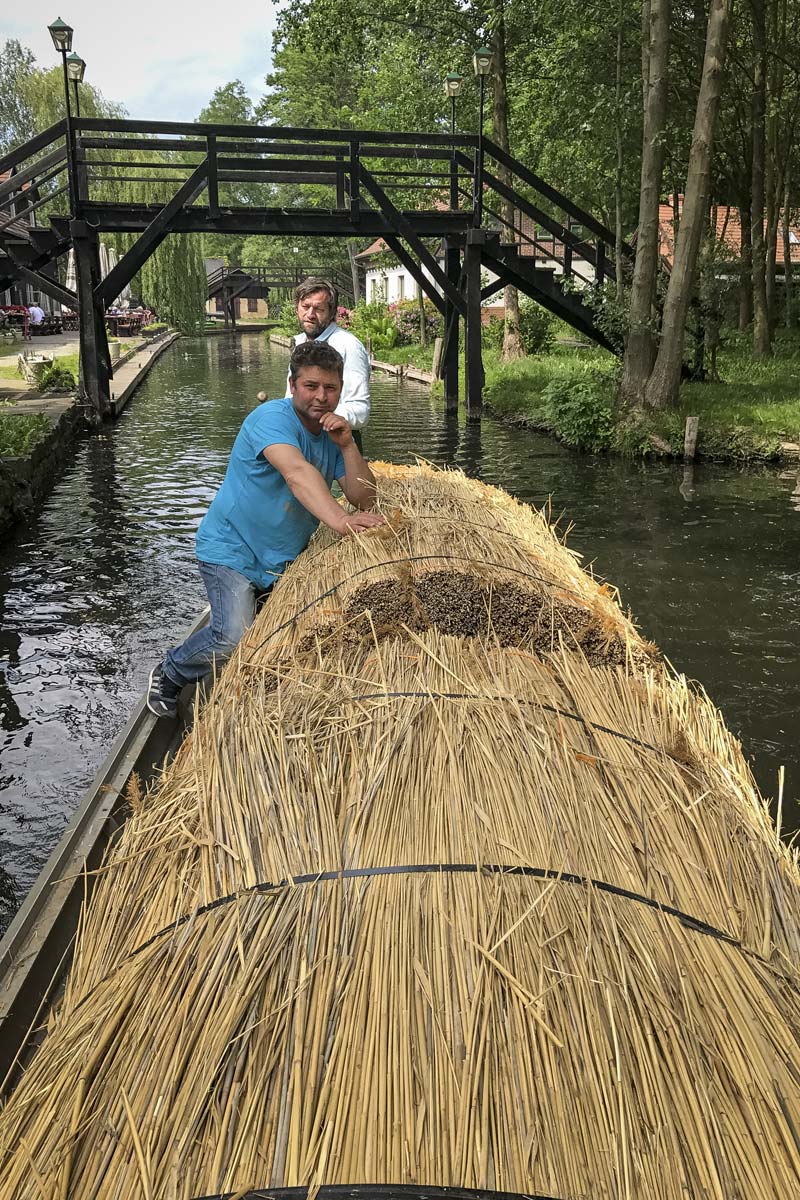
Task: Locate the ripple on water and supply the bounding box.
[1,334,799,927]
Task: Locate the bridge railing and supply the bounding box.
[69,119,480,223]
[478,137,634,289]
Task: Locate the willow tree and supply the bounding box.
[98,153,208,332]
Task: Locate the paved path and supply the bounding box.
[0,332,80,367]
[0,334,178,422]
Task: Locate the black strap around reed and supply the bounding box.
[70,859,747,1021]
[191,1183,569,1200]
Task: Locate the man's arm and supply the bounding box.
[317,412,377,510]
[263,442,382,534]
[335,337,371,429]
[335,439,377,510]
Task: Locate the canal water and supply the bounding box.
[1,333,799,924]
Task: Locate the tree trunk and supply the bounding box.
[621,0,671,407]
[347,241,361,304]
[765,0,785,330]
[491,0,525,360]
[766,186,781,328]
[751,0,771,355]
[672,190,681,246]
[739,201,753,327]
[783,174,794,326]
[645,0,732,408]
[703,214,723,382]
[641,0,651,108]
[615,0,625,301]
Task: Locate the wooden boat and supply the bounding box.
[0,464,798,1199]
[0,611,207,1087]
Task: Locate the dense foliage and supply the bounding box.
[6,0,800,415]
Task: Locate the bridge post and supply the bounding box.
[442,240,461,412]
[464,232,484,420]
[71,220,111,419]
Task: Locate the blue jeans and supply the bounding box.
[164,561,272,687]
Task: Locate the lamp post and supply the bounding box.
[444,72,464,135]
[66,52,86,119]
[443,73,464,211]
[472,46,493,227]
[48,17,77,215]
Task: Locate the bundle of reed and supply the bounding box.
[1,463,798,1200]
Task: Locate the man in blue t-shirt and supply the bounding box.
[147,340,384,718]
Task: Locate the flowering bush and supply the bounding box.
[388,299,443,345]
[336,305,352,329]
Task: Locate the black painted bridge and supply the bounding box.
[0,118,632,419]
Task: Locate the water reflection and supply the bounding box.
[679,463,695,502]
[457,417,484,478]
[0,333,798,927]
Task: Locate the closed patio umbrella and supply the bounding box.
[64,247,76,294]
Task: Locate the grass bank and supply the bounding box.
[392,333,800,460]
[0,352,80,383]
[0,408,51,456]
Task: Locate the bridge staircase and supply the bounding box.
[0,125,73,304]
[466,137,631,356]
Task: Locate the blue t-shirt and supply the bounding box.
[196,398,345,589]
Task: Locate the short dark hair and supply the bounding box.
[293,277,339,315]
[289,339,344,382]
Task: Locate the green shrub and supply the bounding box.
[541,372,615,452]
[141,322,168,335]
[482,316,505,351]
[0,410,50,456]
[481,304,555,354]
[518,300,556,353]
[38,362,76,393]
[348,302,398,351]
[276,315,299,336]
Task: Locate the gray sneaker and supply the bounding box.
[146,664,180,719]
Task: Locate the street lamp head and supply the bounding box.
[48,17,73,52]
[472,46,493,77]
[66,52,86,82]
[444,72,464,98]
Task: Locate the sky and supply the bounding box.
[2,1,277,121]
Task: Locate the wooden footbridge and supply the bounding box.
[206,263,356,328]
[0,118,631,419]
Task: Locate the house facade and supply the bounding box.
[657,196,800,269]
[356,213,595,315]
[355,238,506,319]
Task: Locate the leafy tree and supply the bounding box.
[199,81,255,125]
[0,39,36,153]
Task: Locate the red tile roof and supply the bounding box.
[355,238,389,259]
[658,197,800,265]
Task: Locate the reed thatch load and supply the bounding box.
[1,462,799,1199]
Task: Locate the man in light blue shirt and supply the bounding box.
[147,340,383,718]
[289,277,371,435]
